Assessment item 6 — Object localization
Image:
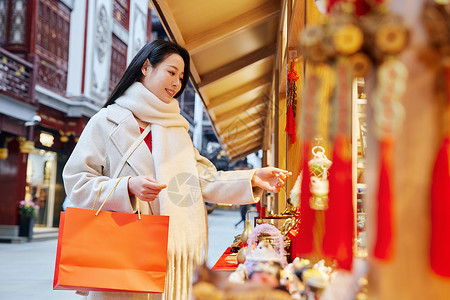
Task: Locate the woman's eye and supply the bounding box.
[168,71,175,75]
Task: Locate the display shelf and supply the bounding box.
[357,98,367,104]
[353,77,367,258]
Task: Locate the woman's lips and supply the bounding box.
[166,88,175,97]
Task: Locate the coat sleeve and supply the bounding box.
[195,149,263,204]
[62,111,136,213]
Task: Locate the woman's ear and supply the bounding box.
[141,58,150,76]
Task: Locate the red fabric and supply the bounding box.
[139,127,152,153]
[211,247,238,270]
[290,142,315,258]
[374,138,395,260]
[323,136,354,270]
[430,138,450,277]
[285,105,297,144]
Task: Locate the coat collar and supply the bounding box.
[106,103,132,125]
[106,104,156,178]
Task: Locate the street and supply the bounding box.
[0,208,249,300]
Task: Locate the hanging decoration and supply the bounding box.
[422,0,450,277]
[371,60,407,260]
[297,0,410,266]
[299,3,361,269]
[361,5,409,261]
[285,59,300,144]
[325,57,355,270]
[290,70,321,257]
[308,146,332,210]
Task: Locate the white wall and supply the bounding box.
[84,0,113,105]
[66,0,86,97]
[128,0,148,64]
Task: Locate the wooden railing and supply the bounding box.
[36,57,67,95]
[0,48,36,104]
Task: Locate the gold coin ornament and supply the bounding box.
[301,25,324,47]
[372,59,408,138]
[298,2,409,69]
[375,23,409,54]
[300,26,329,63]
[333,24,364,55]
[349,52,373,77]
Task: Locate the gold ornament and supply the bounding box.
[300,26,329,63]
[375,23,409,54]
[241,219,252,244]
[333,24,364,55]
[0,148,7,160]
[18,139,35,154]
[349,52,373,77]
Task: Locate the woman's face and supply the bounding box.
[141,53,185,103]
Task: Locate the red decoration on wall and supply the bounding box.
[285,61,299,144]
[285,105,296,144]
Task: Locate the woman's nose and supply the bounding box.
[172,77,181,87]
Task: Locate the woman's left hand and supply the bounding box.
[251,167,292,193]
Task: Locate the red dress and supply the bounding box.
[139,127,152,153]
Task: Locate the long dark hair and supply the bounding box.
[103,40,190,107]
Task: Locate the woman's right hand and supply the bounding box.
[128,176,167,202]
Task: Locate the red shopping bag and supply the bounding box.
[53,207,169,293]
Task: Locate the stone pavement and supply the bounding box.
[0,208,251,299]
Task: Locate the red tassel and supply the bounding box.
[291,142,315,258]
[285,105,297,144]
[374,138,395,260]
[323,136,354,270]
[430,138,450,277]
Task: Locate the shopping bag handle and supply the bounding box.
[91,177,142,220]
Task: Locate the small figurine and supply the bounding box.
[308,146,332,210]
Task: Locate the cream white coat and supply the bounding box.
[62,103,261,299]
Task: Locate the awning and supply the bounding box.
[151,0,281,161]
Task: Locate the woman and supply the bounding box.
[63,40,291,300]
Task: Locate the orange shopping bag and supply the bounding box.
[53,197,169,293]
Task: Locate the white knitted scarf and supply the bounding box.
[115,82,206,300]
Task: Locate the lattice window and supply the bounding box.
[37,0,70,64]
[9,0,26,44]
[109,34,127,93]
[113,0,129,30]
[0,0,8,46]
[36,0,70,95]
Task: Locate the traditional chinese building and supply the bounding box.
[0,0,153,237]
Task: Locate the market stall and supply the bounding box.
[152,0,450,298]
